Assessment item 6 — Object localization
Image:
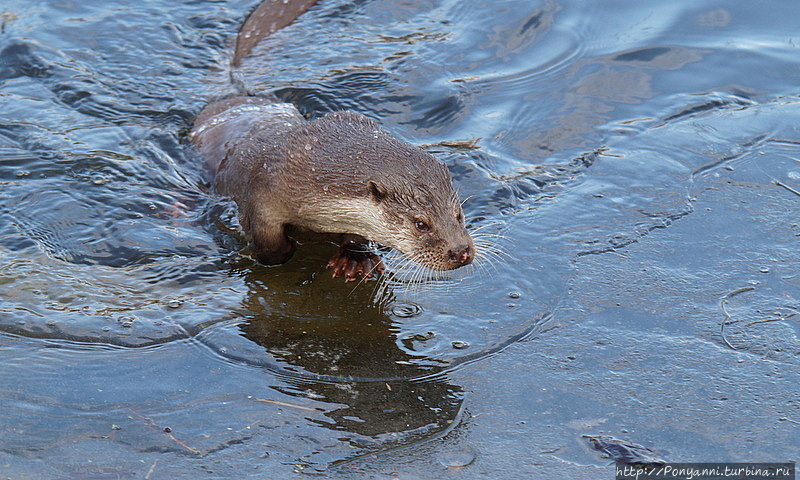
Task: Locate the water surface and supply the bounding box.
[1,0,798,478]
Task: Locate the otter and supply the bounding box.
[190,0,474,281]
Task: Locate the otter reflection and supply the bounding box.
[235,243,464,440]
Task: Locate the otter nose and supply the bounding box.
[448,245,473,267]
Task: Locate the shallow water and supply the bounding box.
[1,0,798,478]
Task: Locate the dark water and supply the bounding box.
[1,0,798,478]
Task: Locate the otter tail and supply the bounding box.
[232,0,319,68]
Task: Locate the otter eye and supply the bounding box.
[415,220,430,233]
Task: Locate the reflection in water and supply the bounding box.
[204,246,465,444]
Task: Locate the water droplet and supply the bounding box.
[392,303,422,318]
[759,266,770,274]
[451,341,469,349]
[412,331,435,341]
[437,446,477,468]
[167,299,183,309]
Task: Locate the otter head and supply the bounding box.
[295,110,474,272]
[365,155,474,272]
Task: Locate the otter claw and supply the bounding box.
[326,247,385,282]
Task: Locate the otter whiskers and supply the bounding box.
[360,222,508,304]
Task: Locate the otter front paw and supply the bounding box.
[326,245,385,282]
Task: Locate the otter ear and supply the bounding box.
[368,180,388,202]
